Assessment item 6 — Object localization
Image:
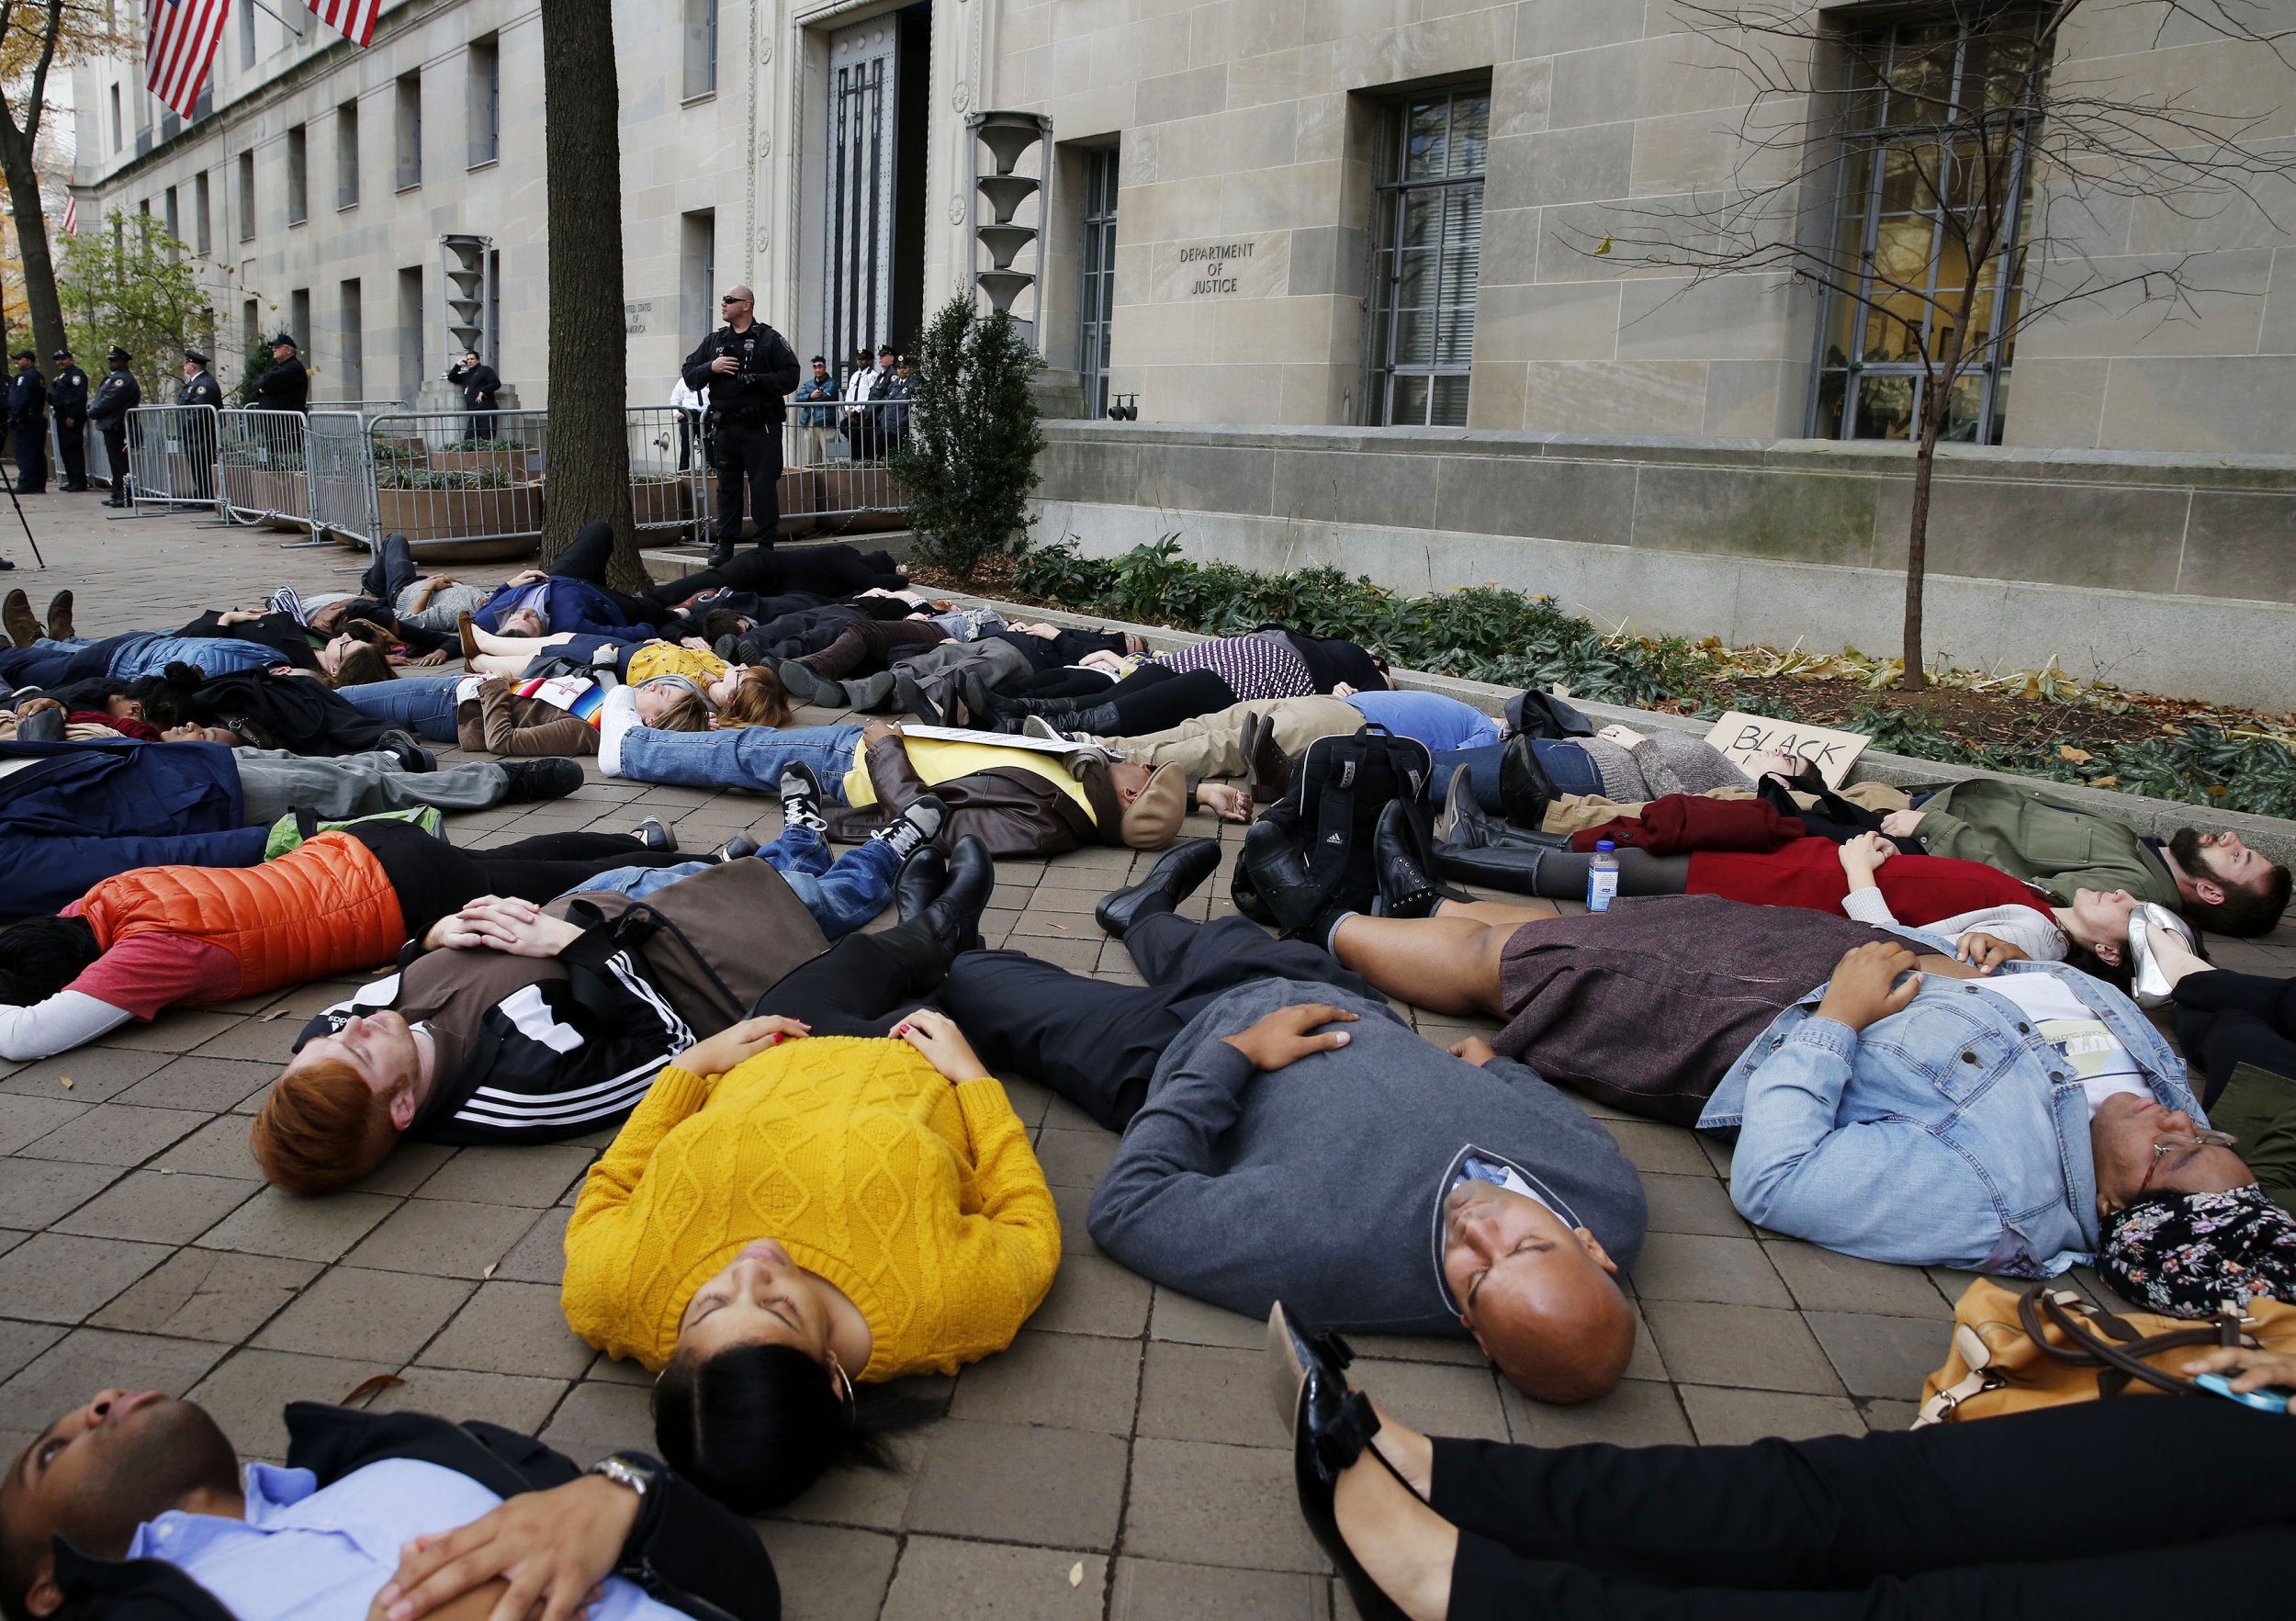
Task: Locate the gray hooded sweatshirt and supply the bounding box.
[1086,977,1648,1335]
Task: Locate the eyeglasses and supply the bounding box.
[720,295,749,305]
[2139,1128,2241,1194]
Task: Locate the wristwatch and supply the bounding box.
[587,1453,655,1500]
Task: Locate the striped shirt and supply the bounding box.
[1154,635,1314,702]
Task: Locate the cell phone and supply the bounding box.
[2194,1372,2293,1413]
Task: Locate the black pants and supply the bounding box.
[9,421,47,492]
[644,543,906,614]
[2172,968,2296,1107]
[748,925,950,1037]
[1433,1396,2296,1617]
[350,821,688,944]
[465,411,496,442]
[182,422,216,501]
[711,417,783,551]
[938,913,1370,1130]
[361,532,421,606]
[551,521,659,626]
[55,418,85,490]
[100,427,129,498]
[1094,668,1238,736]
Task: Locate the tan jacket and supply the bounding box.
[456,677,598,757]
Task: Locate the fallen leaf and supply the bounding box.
[341,1373,405,1405]
[1068,1563,1084,1589]
[2089,775,2119,788]
[262,1008,294,1021]
[56,1075,71,1089]
[2057,745,2091,764]
[481,1262,498,1280]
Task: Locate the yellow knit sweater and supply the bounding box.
[561,1036,1061,1379]
[625,641,728,689]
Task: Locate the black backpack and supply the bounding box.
[1232,723,1434,929]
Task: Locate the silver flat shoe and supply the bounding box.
[2126,902,2196,1008]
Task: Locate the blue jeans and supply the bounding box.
[1430,739,1604,813]
[338,674,464,742]
[0,634,117,689]
[616,723,863,802]
[566,823,898,940]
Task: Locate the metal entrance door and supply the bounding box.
[823,17,899,366]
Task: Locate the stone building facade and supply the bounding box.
[69,1,2296,453]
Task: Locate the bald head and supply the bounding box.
[721,286,756,328]
[1441,1181,1637,1405]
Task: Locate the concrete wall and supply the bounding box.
[1032,422,2296,708]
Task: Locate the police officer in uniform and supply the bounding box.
[253,332,310,414]
[50,348,89,492]
[446,349,501,442]
[680,284,800,565]
[179,346,223,502]
[6,352,48,494]
[89,346,140,505]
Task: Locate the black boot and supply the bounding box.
[1067,702,1120,737]
[844,670,899,712]
[1241,710,1293,805]
[894,670,944,726]
[1498,734,1559,830]
[1436,767,1568,852]
[1371,802,1467,919]
[915,834,994,955]
[376,729,435,773]
[497,757,583,804]
[996,693,1086,718]
[895,845,948,924]
[1095,838,1221,938]
[1431,839,1559,898]
[1235,814,1328,940]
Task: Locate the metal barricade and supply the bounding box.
[218,410,315,540]
[124,403,221,512]
[625,405,708,547]
[690,396,911,545]
[365,409,548,561]
[307,411,377,550]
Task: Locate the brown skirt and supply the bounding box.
[1495,895,1894,1125]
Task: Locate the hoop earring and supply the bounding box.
[827,1351,857,1413]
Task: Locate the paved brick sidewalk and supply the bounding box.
[1,502,2289,1620]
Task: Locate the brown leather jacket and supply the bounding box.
[824,731,1124,858]
[456,677,598,757]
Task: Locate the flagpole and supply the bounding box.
[246,0,308,37]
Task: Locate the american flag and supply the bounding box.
[307,0,384,48]
[144,0,229,119]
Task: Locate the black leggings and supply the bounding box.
[350,821,690,944]
[1435,1396,2296,1618]
[642,542,906,610]
[748,925,950,1037]
[2172,968,2296,1107]
[1076,667,1239,735]
[549,521,659,627]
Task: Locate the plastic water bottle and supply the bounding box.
[1586,840,1620,913]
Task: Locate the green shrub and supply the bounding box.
[890,297,1044,580]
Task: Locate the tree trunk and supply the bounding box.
[538,0,639,589]
[1901,425,1935,694]
[0,131,67,368]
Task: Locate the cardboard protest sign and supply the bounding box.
[1701,711,1872,789]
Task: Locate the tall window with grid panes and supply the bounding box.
[1078,147,1119,420]
[1367,84,1488,428]
[1812,17,2040,445]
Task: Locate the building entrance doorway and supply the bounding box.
[822,5,928,369]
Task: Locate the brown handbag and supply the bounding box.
[1915,1277,2296,1424]
[546,857,831,1034]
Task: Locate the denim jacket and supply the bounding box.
[793,376,838,429]
[1699,933,2199,1278]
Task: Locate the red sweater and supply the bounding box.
[1687,837,2054,926]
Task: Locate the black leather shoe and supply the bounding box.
[2,588,35,649]
[895,846,948,924]
[1265,1301,1354,1440]
[634,815,677,852]
[895,670,944,726]
[1241,710,1292,805]
[1432,839,1559,898]
[1372,801,1464,919]
[498,757,583,804]
[958,669,1000,729]
[44,591,73,642]
[1235,812,1327,939]
[1288,1332,1408,1621]
[1498,733,1558,830]
[1095,838,1221,938]
[777,660,828,704]
[917,834,995,955]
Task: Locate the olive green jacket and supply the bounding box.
[1913,778,2182,909]
[2209,1064,2296,1219]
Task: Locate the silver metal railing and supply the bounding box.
[689,395,912,544]
[364,409,550,559]
[124,404,221,512]
[627,405,709,546]
[307,411,377,549]
[218,410,312,532]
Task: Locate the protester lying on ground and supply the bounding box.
[932,845,1647,1402]
[1268,1323,2296,1621]
[985,628,1397,738]
[442,629,793,726]
[0,817,691,1061]
[0,1388,780,1621]
[124,663,438,761]
[0,626,365,690]
[2140,922,2295,1110]
[1244,836,2261,1280]
[560,841,1054,1513]
[0,585,72,648]
[873,618,1144,728]
[1059,687,1505,798]
[467,522,665,642]
[0,735,581,918]
[1882,776,2290,937]
[1441,723,1770,827]
[254,804,947,1194]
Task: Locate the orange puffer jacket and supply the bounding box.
[77,831,407,999]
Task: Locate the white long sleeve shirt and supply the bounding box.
[1839,889,2069,962]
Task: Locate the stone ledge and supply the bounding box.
[924,588,2296,867]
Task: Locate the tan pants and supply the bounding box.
[1541,780,1913,834]
[1087,695,1365,779]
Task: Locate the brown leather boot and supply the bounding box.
[2,588,37,648]
[43,590,72,641]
